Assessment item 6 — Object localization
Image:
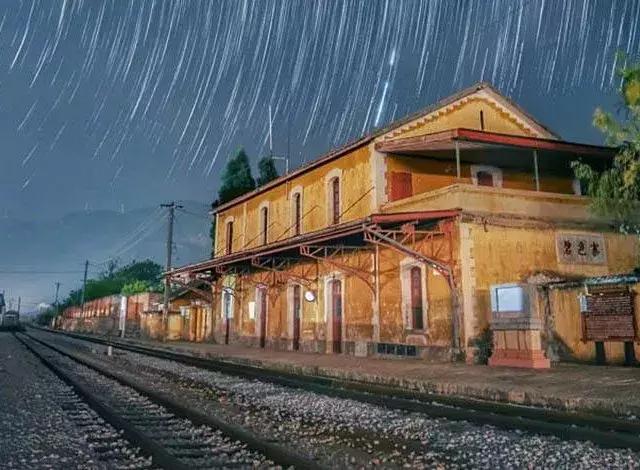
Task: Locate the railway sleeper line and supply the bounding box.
[36,327,640,451]
[16,332,324,470]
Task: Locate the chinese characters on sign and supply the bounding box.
[580,291,635,341]
[556,233,606,265]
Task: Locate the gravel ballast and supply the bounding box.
[34,330,640,469]
[0,332,150,470]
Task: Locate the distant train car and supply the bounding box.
[0,310,24,331]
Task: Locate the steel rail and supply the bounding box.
[21,331,324,470]
[14,333,188,470]
[36,327,640,451]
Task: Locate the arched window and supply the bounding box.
[225,220,234,255]
[400,260,428,331]
[471,165,502,188]
[260,206,268,245]
[330,177,340,225]
[293,192,302,236]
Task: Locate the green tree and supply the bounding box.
[121,280,151,296]
[573,53,640,232]
[59,259,163,308]
[256,155,279,186]
[218,148,256,204]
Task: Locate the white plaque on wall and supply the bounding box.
[556,233,606,265]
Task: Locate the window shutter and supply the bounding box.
[331,178,340,224]
[294,193,301,235]
[389,172,413,201]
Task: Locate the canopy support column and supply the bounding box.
[455,141,461,179]
[533,150,540,191]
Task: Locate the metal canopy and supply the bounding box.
[376,128,615,173]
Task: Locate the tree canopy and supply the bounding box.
[217,148,256,204]
[60,259,163,309]
[573,53,640,232]
[256,155,279,186]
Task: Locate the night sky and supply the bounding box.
[1,0,639,307]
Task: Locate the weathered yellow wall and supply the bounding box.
[386,155,574,198]
[216,146,374,255]
[467,221,638,360]
[377,247,453,346]
[138,312,183,341]
[385,97,537,141]
[210,246,454,351]
[549,285,640,363]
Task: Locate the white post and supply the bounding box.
[119,295,127,338]
[455,141,461,179]
[533,150,540,191]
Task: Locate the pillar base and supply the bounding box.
[488,349,551,369]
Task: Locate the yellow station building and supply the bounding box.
[169,83,639,364]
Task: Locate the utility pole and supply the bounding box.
[17,297,20,314]
[160,202,182,337]
[80,260,89,317]
[54,282,61,317]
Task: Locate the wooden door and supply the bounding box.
[389,172,413,201]
[292,285,301,351]
[331,280,342,353]
[410,266,424,330]
[259,288,267,348]
[223,292,231,345]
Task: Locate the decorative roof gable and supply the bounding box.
[379,83,559,142]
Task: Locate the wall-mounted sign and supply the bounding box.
[556,233,606,265]
[581,290,635,341]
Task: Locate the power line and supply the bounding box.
[176,207,211,221]
[0,270,89,274]
[93,207,166,264]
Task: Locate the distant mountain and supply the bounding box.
[0,201,211,308]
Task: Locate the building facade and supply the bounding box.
[168,83,639,363]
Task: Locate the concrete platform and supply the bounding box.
[79,332,640,419]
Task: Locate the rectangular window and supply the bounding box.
[294,193,301,236]
[261,207,268,245]
[226,221,233,255]
[410,266,424,330]
[331,177,340,225]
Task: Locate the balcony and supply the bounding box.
[381,183,606,224]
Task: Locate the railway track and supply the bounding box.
[34,327,640,452]
[16,332,323,470]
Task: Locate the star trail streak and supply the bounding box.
[1,0,639,217]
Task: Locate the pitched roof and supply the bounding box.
[214,82,558,212]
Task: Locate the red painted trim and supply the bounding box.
[169,210,460,275]
[370,209,460,224]
[455,128,616,156]
[376,128,616,157]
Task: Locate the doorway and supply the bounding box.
[476,170,494,187]
[292,284,301,351]
[258,287,267,348]
[330,279,342,353]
